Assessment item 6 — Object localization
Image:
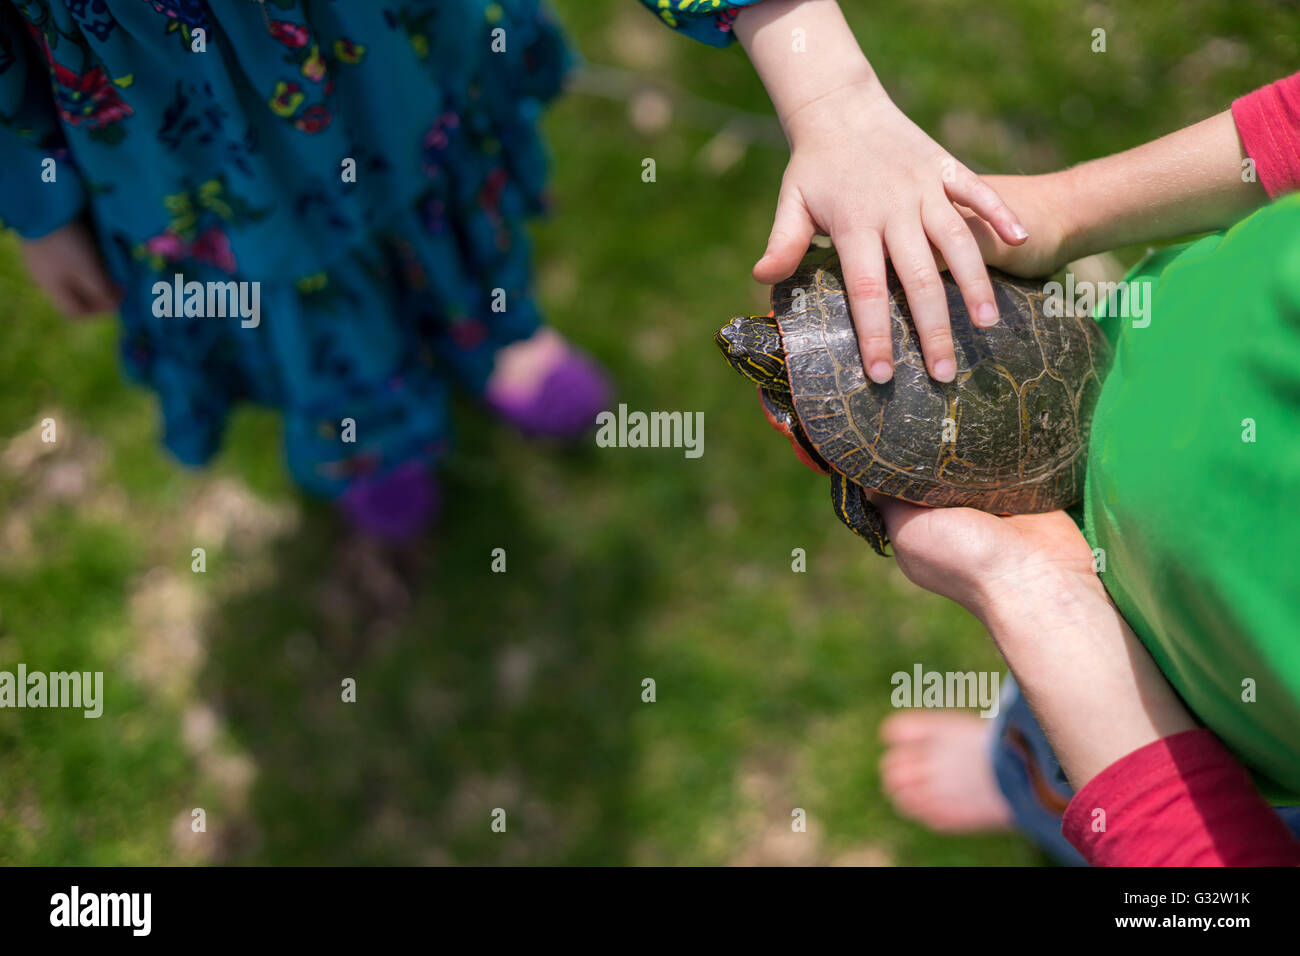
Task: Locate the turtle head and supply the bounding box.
[715,315,790,392]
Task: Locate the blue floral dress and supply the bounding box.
[0,0,574,496]
[0,0,758,497]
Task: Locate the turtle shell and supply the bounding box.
[775,246,1113,512]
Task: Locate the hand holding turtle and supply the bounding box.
[734,1,1029,385]
[873,494,1198,791]
[716,249,1110,559]
[869,498,1096,618]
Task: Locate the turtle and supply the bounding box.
[715,245,1113,556]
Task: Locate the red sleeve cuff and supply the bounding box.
[1232,71,1300,199]
[1063,728,1300,867]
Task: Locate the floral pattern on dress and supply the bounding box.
[0,0,572,496]
[635,0,763,46]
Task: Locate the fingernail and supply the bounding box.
[868,361,893,384]
[933,358,956,382]
[1011,224,1028,241]
[976,302,999,326]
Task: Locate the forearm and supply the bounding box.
[974,569,1196,789]
[1057,110,1268,262]
[734,0,880,140]
[980,571,1298,865]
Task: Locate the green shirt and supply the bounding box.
[1085,194,1300,802]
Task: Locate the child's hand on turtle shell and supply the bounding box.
[755,89,1029,386]
[733,0,1028,387]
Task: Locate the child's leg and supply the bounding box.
[885,677,1300,860]
[986,677,1088,865]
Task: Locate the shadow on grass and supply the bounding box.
[200,418,649,865]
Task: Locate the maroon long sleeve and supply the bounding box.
[1062,729,1300,866]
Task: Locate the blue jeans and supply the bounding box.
[990,675,1300,865]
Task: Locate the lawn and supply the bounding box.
[0,0,1293,865]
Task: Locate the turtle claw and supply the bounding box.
[830,471,890,556]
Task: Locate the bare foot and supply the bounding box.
[487,328,568,398]
[878,712,1013,833]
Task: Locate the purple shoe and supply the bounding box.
[339,462,441,541]
[486,348,614,440]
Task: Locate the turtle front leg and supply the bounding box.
[830,471,889,556]
[757,386,831,475]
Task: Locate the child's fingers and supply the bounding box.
[72,272,120,315]
[958,212,1001,260]
[47,279,98,317]
[923,200,999,329]
[833,228,894,383]
[883,222,955,382]
[944,168,1028,246]
[753,189,816,284]
[956,212,1045,277]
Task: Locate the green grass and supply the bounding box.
[0,0,1292,865]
